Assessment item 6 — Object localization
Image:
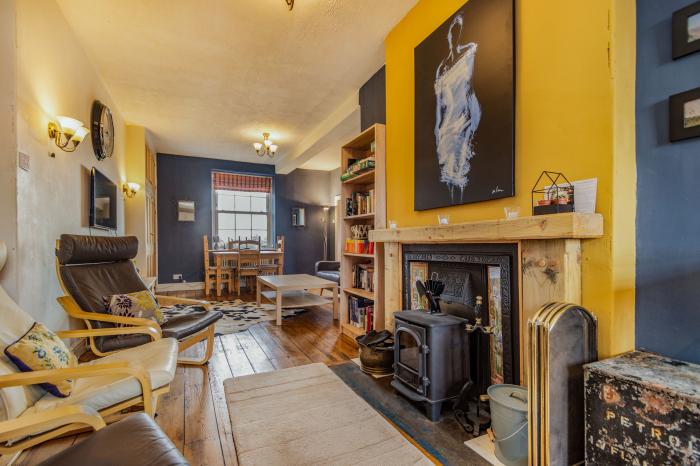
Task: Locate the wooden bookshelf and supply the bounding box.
[343,287,375,300]
[344,212,375,221]
[339,124,386,343]
[342,170,376,185]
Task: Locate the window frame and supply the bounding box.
[211,171,275,248]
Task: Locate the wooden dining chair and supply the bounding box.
[203,235,234,296]
[260,235,284,276]
[235,237,261,295]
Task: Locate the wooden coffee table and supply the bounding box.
[256,274,339,325]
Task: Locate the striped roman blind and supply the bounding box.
[212,172,272,193]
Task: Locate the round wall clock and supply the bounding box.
[91,100,114,161]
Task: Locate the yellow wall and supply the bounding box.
[125,125,148,272]
[385,0,636,357]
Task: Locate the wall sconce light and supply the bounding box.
[122,182,140,198]
[47,116,89,153]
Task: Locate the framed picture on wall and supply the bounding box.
[177,200,195,222]
[672,0,700,59]
[670,86,700,142]
[414,0,515,211]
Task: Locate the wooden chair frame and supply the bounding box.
[203,235,234,296]
[55,241,216,366]
[0,326,169,455]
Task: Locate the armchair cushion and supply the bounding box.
[161,307,221,340]
[5,323,78,398]
[0,284,35,355]
[0,286,52,418]
[104,291,165,325]
[315,261,340,273]
[29,337,178,415]
[56,235,138,265]
[0,359,41,422]
[315,261,340,284]
[36,412,188,466]
[100,307,222,353]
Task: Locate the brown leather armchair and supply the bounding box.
[55,234,222,365]
[35,413,189,466]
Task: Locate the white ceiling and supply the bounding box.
[56,0,416,169]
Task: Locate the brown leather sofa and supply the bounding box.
[55,234,222,363]
[37,413,189,466]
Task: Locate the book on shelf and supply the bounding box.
[352,263,374,292]
[345,239,375,255]
[345,190,374,217]
[348,295,374,332]
[340,155,375,181]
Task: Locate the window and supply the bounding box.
[212,172,273,247]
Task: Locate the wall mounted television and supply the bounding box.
[89,168,117,230]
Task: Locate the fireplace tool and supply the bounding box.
[415,273,446,314]
[453,296,493,435]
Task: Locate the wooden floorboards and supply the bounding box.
[12,293,357,466]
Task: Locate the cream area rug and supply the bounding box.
[224,363,432,465]
[162,300,305,335]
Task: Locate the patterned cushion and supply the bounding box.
[4,323,78,398]
[104,290,165,326]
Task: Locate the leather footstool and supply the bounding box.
[37,413,188,466]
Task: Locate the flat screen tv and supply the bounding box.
[90,168,117,230]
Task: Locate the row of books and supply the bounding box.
[340,156,375,182]
[349,296,374,331]
[345,240,375,255]
[351,263,374,292]
[345,189,374,217]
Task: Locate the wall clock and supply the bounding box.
[91,100,114,161]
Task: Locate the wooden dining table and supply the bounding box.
[210,249,284,297]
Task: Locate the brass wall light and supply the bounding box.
[122,182,140,199]
[48,116,89,152]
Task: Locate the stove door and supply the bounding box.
[394,323,428,395]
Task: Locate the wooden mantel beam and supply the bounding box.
[369,212,603,244]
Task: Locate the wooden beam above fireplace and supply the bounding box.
[369,212,603,243]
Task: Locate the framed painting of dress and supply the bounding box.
[414,0,515,211]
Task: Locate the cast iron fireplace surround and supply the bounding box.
[401,243,520,386]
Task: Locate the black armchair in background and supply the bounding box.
[315,261,340,284]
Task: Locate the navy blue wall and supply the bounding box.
[359,66,386,131]
[156,154,275,284]
[276,169,333,275]
[157,154,333,283]
[636,0,700,364]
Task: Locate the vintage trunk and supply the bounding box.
[584,351,700,465]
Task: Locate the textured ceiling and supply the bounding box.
[56,0,416,166]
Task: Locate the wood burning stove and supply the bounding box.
[392,243,520,422]
[391,310,469,421]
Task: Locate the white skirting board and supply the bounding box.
[155,281,205,293]
[465,435,506,466]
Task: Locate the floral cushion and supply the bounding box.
[4,323,78,398]
[104,290,165,325]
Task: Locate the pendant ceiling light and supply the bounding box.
[253,132,278,158]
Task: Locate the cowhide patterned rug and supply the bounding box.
[162,300,306,335]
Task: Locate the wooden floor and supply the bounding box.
[12,291,357,466]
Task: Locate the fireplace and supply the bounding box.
[401,243,520,387]
[370,214,604,424]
